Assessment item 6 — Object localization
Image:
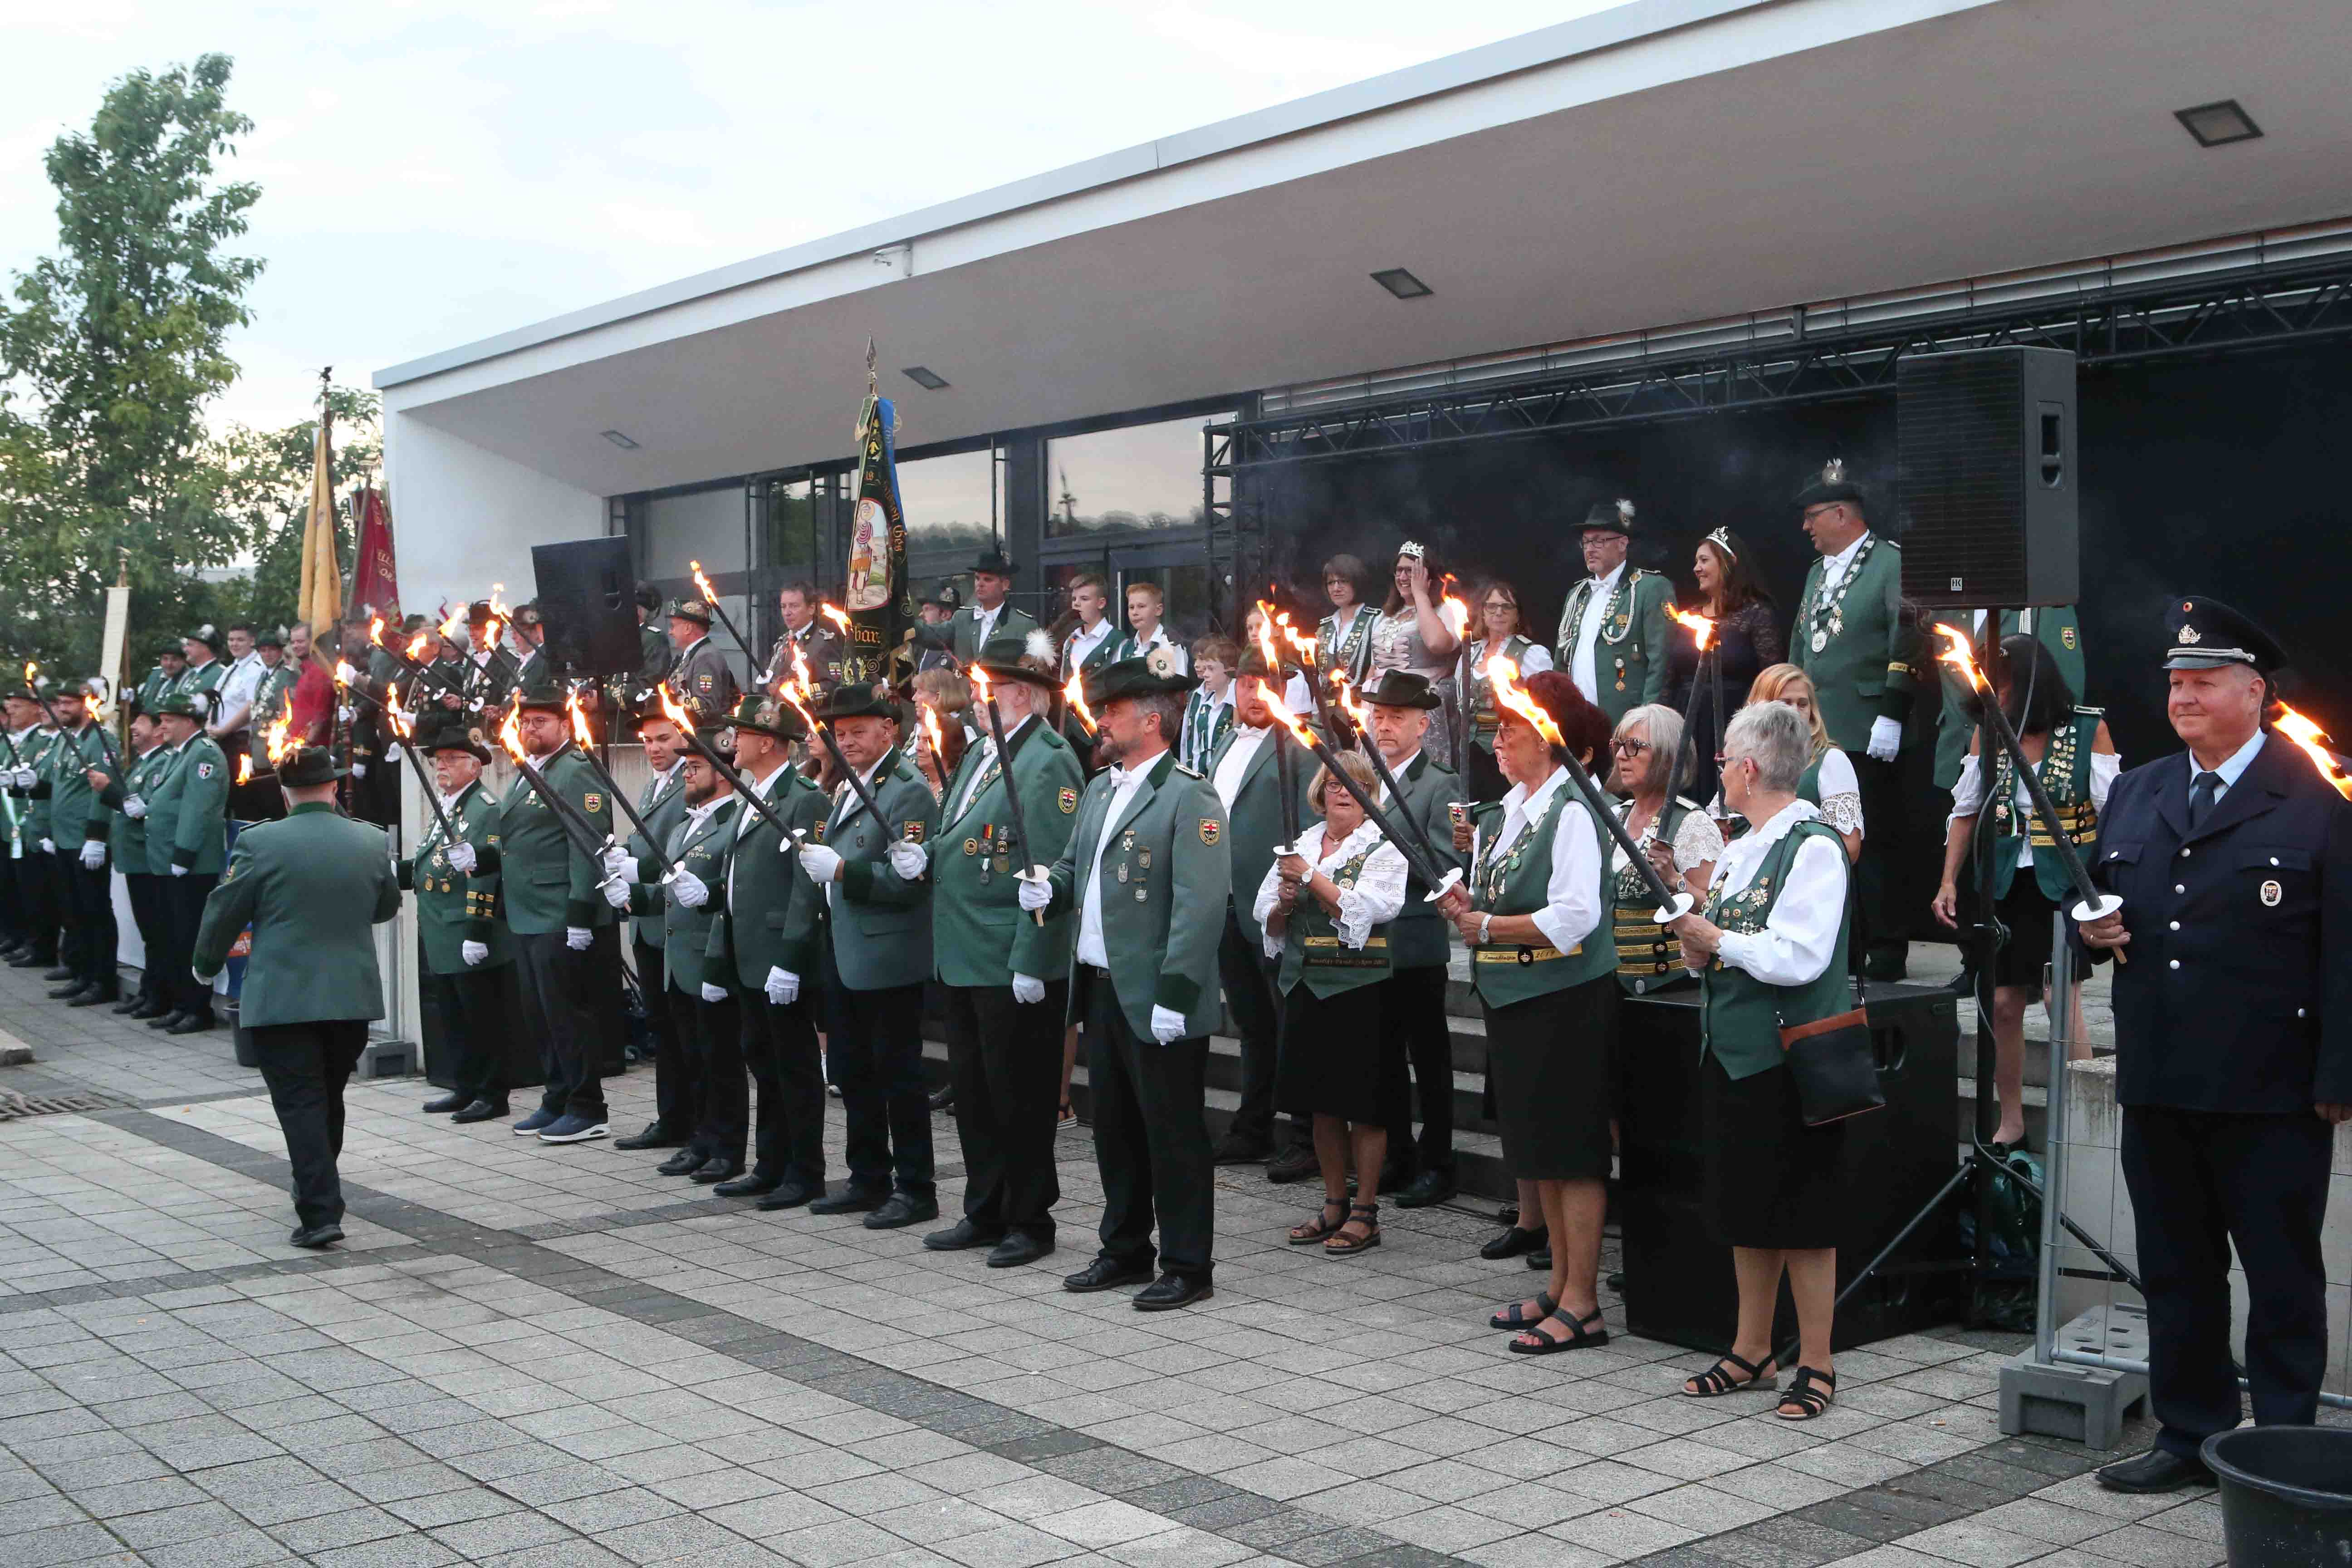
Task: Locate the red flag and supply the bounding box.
[352,487,400,622]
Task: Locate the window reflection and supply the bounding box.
[1047,415,1223,538]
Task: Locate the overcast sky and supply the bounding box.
[4,1,1622,434]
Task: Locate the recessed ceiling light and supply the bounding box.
[1370,268,1432,300]
[902,366,949,390]
[601,429,639,449]
[2175,99,2262,148]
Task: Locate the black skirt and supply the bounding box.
[1991,874,2059,989]
[1484,974,1616,1181]
[1699,1052,1847,1249]
[1275,981,1391,1123]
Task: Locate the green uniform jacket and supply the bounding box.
[252,663,299,731]
[922,715,1084,988]
[1793,533,1918,752]
[638,623,673,691]
[714,766,829,986]
[133,666,174,718]
[626,798,738,993]
[143,735,230,874]
[395,779,514,975]
[823,748,938,990]
[40,724,113,851]
[623,761,690,948]
[671,636,740,720]
[487,750,614,934]
[1553,568,1674,727]
[946,605,1041,666]
[96,745,172,867]
[1059,621,1124,682]
[13,729,60,842]
[1,727,42,850]
[1373,750,1465,970]
[194,802,401,1028]
[1932,606,2086,789]
[1043,749,1230,1040]
[1206,727,1289,948]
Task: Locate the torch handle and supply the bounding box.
[1553,742,1685,913]
[509,757,611,863]
[1353,735,1452,876]
[674,729,800,841]
[399,742,461,845]
[980,700,1045,927]
[566,744,683,876]
[1274,722,1300,847]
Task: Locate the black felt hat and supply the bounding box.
[183,622,225,656]
[667,598,714,627]
[725,692,809,742]
[255,625,286,650]
[151,688,216,722]
[634,583,662,612]
[2163,595,2287,673]
[1358,670,1442,710]
[1579,499,1637,537]
[466,600,495,626]
[972,630,1060,690]
[1792,457,1868,511]
[512,675,569,715]
[275,741,347,787]
[1084,654,1198,709]
[971,549,1019,577]
[420,713,494,763]
[815,682,898,723]
[921,578,963,611]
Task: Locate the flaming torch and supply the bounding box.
[564,686,677,871]
[1666,607,1721,792]
[2273,705,2352,799]
[1441,578,1473,763]
[970,663,1047,924]
[1062,672,1098,738]
[1489,657,1690,921]
[690,559,756,688]
[493,699,612,861]
[920,704,950,782]
[1933,625,2123,946]
[1331,671,1452,882]
[24,661,120,769]
[652,683,804,841]
[379,694,460,845]
[1257,677,1456,896]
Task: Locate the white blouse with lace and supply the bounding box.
[1613,797,1728,885]
[1947,747,2120,869]
[1252,818,1409,960]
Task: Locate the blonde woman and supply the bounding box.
[1725,666,1862,860]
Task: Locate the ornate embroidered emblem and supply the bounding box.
[1199,819,1219,846]
[1058,787,1077,814]
[903,821,925,843]
[2262,879,2283,906]
[584,794,603,813]
[2176,623,2201,646]
[963,838,978,856]
[2061,626,2077,651]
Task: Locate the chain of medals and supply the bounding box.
[1476,784,1567,907]
[1989,711,2090,842]
[1612,799,1672,904]
[1802,533,1878,655]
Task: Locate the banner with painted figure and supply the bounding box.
[842,388,910,687]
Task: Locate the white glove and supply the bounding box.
[1012,973,1045,1005]
[171,863,187,877]
[1017,874,1053,912]
[10,766,33,789]
[352,762,367,778]
[445,842,475,874]
[601,875,632,910]
[384,744,402,764]
[192,968,220,986]
[600,847,637,882]
[1866,715,1902,762]
[565,925,592,951]
[78,840,103,869]
[122,795,146,819]
[670,868,709,908]
[700,981,727,1003]
[461,940,488,967]
[764,966,799,1006]
[1149,1004,1187,1044]
[888,840,926,881]
[39,838,53,855]
[798,843,842,883]
[337,704,355,724]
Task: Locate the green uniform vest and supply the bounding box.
[1614,796,1701,994]
[1465,635,1534,749]
[1318,605,1378,682]
[1275,835,1393,999]
[630,799,737,993]
[1467,774,1615,1008]
[1987,708,2102,903]
[1698,819,1853,1080]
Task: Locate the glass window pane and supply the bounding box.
[897,447,1001,586]
[1047,415,1224,539]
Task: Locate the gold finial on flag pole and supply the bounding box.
[865,337,877,394]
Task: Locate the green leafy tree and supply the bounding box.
[0,53,261,676]
[212,384,382,634]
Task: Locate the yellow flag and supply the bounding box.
[298,405,342,634]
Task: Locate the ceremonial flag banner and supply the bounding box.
[352,486,400,622]
[842,387,909,686]
[297,403,343,634]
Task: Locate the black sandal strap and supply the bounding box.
[1490,1291,1557,1328]
[1684,1351,1771,1396]
[1777,1367,1837,1416]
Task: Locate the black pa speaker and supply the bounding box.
[530,538,642,680]
[1896,346,2078,609]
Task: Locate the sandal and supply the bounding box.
[1776,1366,1837,1421]
[1682,1351,1778,1398]
[1060,1096,1075,1125]
[1323,1203,1380,1256]
[1288,1199,1348,1245]
[1510,1307,1610,1356]
[1489,1291,1557,1331]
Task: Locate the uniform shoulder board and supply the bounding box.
[1672,794,1706,812]
[2076,705,2106,719]
[1174,763,1204,780]
[1880,536,1902,551]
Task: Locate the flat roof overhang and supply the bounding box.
[377,0,2352,495]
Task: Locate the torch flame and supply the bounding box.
[488,583,508,620]
[1280,616,1318,671]
[406,630,431,662]
[565,687,594,750]
[1331,670,1367,733]
[437,606,467,645]
[655,682,696,737]
[1438,583,1471,642]
[1488,657,1565,747]
[1254,679,1314,746]
[385,699,413,742]
[368,616,385,648]
[2274,704,2352,800]
[1063,672,1097,734]
[970,664,994,707]
[820,602,851,634]
[263,715,292,765]
[333,661,357,687]
[921,706,946,764]
[1667,607,1717,652]
[1253,600,1284,672]
[236,754,252,784]
[496,700,528,764]
[690,560,719,606]
[23,661,35,689]
[787,642,816,701]
[1932,623,1987,692]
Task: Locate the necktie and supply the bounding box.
[2188,770,2222,830]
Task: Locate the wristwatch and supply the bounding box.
[1478,912,1494,946]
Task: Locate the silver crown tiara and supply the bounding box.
[1396,540,1426,560]
[1705,527,1737,560]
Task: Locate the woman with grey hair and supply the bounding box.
[1608,703,1724,993]
[1666,700,1855,1421]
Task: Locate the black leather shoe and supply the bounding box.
[422,1093,468,1114]
[68,987,119,1008]
[656,1148,706,1176]
[128,998,173,1021]
[2096,1448,2214,1494]
[41,965,75,982]
[1266,1146,1319,1184]
[1063,1256,1155,1294]
[714,1171,781,1198]
[1480,1225,1547,1261]
[923,1218,1006,1251]
[166,1011,215,1035]
[49,981,93,1000]
[1133,1273,1213,1312]
[615,1122,684,1151]
[9,951,54,969]
[1396,1168,1457,1209]
[1211,1135,1272,1166]
[289,1223,344,1250]
[808,1186,888,1215]
[1377,1160,1413,1196]
[147,1009,187,1030]
[864,1193,939,1230]
[691,1158,745,1185]
[752,1181,817,1210]
[451,1100,509,1124]
[927,1084,955,1112]
[986,1233,1054,1269]
[1527,1246,1553,1271]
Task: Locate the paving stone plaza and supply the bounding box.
[0,958,2262,1568]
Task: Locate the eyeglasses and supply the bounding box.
[1609,737,1651,757]
[1801,504,1842,525]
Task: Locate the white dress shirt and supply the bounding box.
[1116,623,1188,674]
[1212,726,1269,810]
[971,602,1005,649]
[1077,755,1156,969]
[1816,530,1871,598]
[1252,818,1409,959]
[825,758,888,911]
[1467,766,1602,955]
[2191,728,2265,803]
[1709,800,1848,985]
[215,653,265,729]
[1569,563,1626,706]
[952,713,1033,821]
[1065,617,1114,672]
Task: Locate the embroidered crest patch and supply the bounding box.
[584,793,603,813]
[1058,787,1077,814]
[2061,625,2077,651]
[196,762,214,779]
[2262,879,2283,907]
[1199,818,1220,846]
[903,821,926,843]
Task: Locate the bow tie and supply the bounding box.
[1109,767,1138,789]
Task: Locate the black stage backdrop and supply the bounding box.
[1245,338,2352,941]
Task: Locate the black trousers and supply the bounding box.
[18,841,60,961]
[2121,1104,2334,1458]
[685,983,747,1164]
[159,871,218,1016]
[822,954,932,1198]
[741,990,826,1188]
[635,936,694,1138]
[0,848,24,948]
[1848,752,1905,963]
[943,980,1066,1239]
[421,964,511,1107]
[60,851,118,991]
[1216,904,1284,1151]
[1082,967,1215,1279]
[1379,965,1455,1173]
[513,930,607,1122]
[250,1019,368,1229]
[122,872,162,1001]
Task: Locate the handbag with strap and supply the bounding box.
[1775,867,1883,1126]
